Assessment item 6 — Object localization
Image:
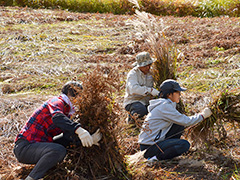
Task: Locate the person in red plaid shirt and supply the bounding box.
[13,81,102,180]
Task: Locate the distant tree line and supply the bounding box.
[1,0,240,17]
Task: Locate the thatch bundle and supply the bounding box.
[151,39,178,89]
[189,89,240,145]
[45,65,129,179]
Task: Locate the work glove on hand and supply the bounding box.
[75,127,93,147]
[92,128,102,146]
[150,88,160,96]
[200,107,212,119]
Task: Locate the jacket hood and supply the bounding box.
[148,98,176,112]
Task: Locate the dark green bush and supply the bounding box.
[1,0,14,6]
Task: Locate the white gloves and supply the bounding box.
[75,127,102,147]
[91,129,102,146]
[200,107,212,119]
[150,88,160,96]
[75,127,93,147]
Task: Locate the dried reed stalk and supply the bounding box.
[129,7,185,116]
[189,89,240,145]
[129,9,179,88]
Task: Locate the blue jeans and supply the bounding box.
[125,102,148,124]
[140,139,190,160]
[140,124,189,160]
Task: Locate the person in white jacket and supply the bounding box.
[138,79,212,161]
[123,52,159,125]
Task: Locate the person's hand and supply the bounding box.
[151,88,160,96]
[200,107,212,119]
[92,129,102,146]
[75,127,93,147]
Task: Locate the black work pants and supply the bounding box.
[125,102,148,124]
[13,134,80,179]
[14,139,66,179]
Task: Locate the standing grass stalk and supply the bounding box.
[129,7,179,88]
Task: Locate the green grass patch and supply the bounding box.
[178,57,239,92]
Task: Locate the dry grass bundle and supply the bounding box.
[151,39,178,89]
[45,65,130,180]
[189,89,240,145]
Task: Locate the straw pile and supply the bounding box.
[44,65,129,179]
[189,89,240,145]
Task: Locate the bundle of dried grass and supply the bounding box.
[189,89,240,145]
[45,65,130,180]
[151,39,178,89]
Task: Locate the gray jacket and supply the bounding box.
[123,67,153,107]
[138,98,203,145]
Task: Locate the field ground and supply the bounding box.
[0,6,240,180]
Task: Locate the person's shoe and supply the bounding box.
[125,117,129,124]
[148,156,158,162]
[125,116,136,126]
[147,156,158,166]
[25,176,35,180]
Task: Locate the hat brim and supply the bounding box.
[174,87,187,91]
[133,58,157,67]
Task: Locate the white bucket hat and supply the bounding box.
[133,52,156,67]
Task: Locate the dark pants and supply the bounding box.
[140,124,189,160]
[13,134,80,179]
[125,102,148,124]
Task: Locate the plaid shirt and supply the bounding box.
[16,96,72,143]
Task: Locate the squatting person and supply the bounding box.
[138,79,212,162]
[13,81,102,180]
[123,51,159,125]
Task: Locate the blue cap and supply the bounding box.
[160,79,187,92]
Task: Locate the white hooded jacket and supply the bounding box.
[138,98,203,145]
